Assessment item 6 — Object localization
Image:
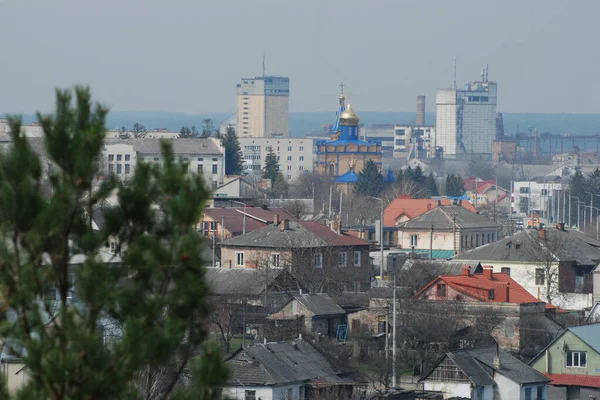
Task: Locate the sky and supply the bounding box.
[1,0,598,114]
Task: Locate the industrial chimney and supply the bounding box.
[416,95,426,126]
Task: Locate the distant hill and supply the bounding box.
[5,111,600,137]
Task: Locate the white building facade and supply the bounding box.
[512,180,567,221]
[435,73,497,159]
[393,125,435,159]
[236,76,289,138]
[238,137,314,181]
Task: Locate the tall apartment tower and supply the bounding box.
[434,66,497,159]
[236,76,289,138]
[416,95,426,126]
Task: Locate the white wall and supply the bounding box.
[423,381,471,399]
[494,373,521,400]
[239,137,314,181]
[223,383,301,400]
[103,143,137,179]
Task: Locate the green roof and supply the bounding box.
[409,249,456,260]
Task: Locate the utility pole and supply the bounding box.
[429,224,434,260]
[392,272,397,389]
[494,175,498,222]
[562,189,566,224]
[328,185,333,219]
[221,216,225,242]
[339,190,343,220]
[368,196,385,278]
[588,192,594,226]
[451,213,459,254]
[212,225,216,268]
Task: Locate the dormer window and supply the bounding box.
[436,284,447,297]
[488,289,495,300]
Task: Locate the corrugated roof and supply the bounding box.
[454,228,600,266]
[227,340,343,386]
[543,373,600,389]
[568,324,600,354]
[384,197,478,227]
[220,220,370,248]
[398,205,499,231]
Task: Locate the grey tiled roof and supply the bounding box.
[204,267,276,296]
[398,205,499,231]
[129,138,222,155]
[227,340,343,386]
[454,228,600,266]
[569,324,600,353]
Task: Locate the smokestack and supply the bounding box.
[416,96,425,126]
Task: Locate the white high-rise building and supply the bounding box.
[236,76,289,138]
[434,68,497,159]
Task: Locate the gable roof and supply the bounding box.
[414,269,556,309]
[422,346,549,386]
[568,324,600,353]
[542,373,600,389]
[204,268,295,296]
[130,138,222,155]
[384,197,478,227]
[398,205,499,231]
[292,293,345,316]
[220,220,370,248]
[203,207,294,236]
[226,340,344,386]
[454,228,600,266]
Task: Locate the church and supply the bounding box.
[315,87,384,193]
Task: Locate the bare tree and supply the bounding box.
[281,199,309,219]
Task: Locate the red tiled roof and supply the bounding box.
[543,373,600,389]
[299,221,371,246]
[415,268,557,309]
[384,196,478,226]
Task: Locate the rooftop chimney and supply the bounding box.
[280,218,289,231]
[462,265,471,277]
[493,342,501,370]
[273,214,280,225]
[506,282,510,302]
[483,266,494,280]
[557,222,565,231]
[539,228,546,240]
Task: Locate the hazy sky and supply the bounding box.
[1,0,598,114]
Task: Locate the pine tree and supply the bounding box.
[426,172,439,197]
[412,165,425,184]
[179,125,199,139]
[445,174,455,196]
[0,87,227,399]
[273,172,289,198]
[221,126,243,176]
[201,119,214,138]
[355,159,384,197]
[262,146,280,186]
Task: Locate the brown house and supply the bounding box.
[219,219,372,295]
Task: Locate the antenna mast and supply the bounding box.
[453,54,457,89]
[262,53,266,78]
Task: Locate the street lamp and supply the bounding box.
[230,200,248,234]
[368,196,385,279]
[572,196,581,230]
[577,202,586,232]
[590,206,600,240]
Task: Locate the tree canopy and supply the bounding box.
[180,125,199,138]
[354,159,384,197]
[426,172,439,197]
[0,87,227,399]
[445,174,465,196]
[262,146,280,186]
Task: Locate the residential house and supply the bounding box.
[205,267,304,341]
[414,265,562,357]
[397,204,500,257]
[0,342,29,394]
[420,346,550,400]
[454,226,600,310]
[530,324,600,400]
[384,196,478,228]
[200,206,295,241]
[210,175,267,207]
[219,219,372,294]
[223,339,352,400]
[267,293,346,339]
[463,177,510,213]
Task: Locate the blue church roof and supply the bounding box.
[334,171,359,183]
[319,139,374,147]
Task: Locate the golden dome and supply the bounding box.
[339,103,360,125]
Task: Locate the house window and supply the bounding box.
[271,253,280,267]
[314,253,323,268]
[501,267,511,276]
[125,154,130,161]
[477,387,484,399]
[287,166,292,170]
[197,165,203,173]
[339,252,347,267]
[244,390,256,400]
[108,164,114,174]
[299,166,304,171]
[410,235,418,247]
[287,146,292,151]
[525,388,532,400]
[299,156,304,161]
[354,250,361,267]
[116,164,122,174]
[287,156,292,161]
[108,154,114,161]
[125,164,130,174]
[488,289,495,300]
[536,386,543,400]
[235,252,245,267]
[520,187,529,194]
[287,388,292,399]
[212,158,218,162]
[299,146,304,151]
[212,164,218,174]
[117,154,122,161]
[535,268,545,285]
[436,284,447,297]
[565,351,587,367]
